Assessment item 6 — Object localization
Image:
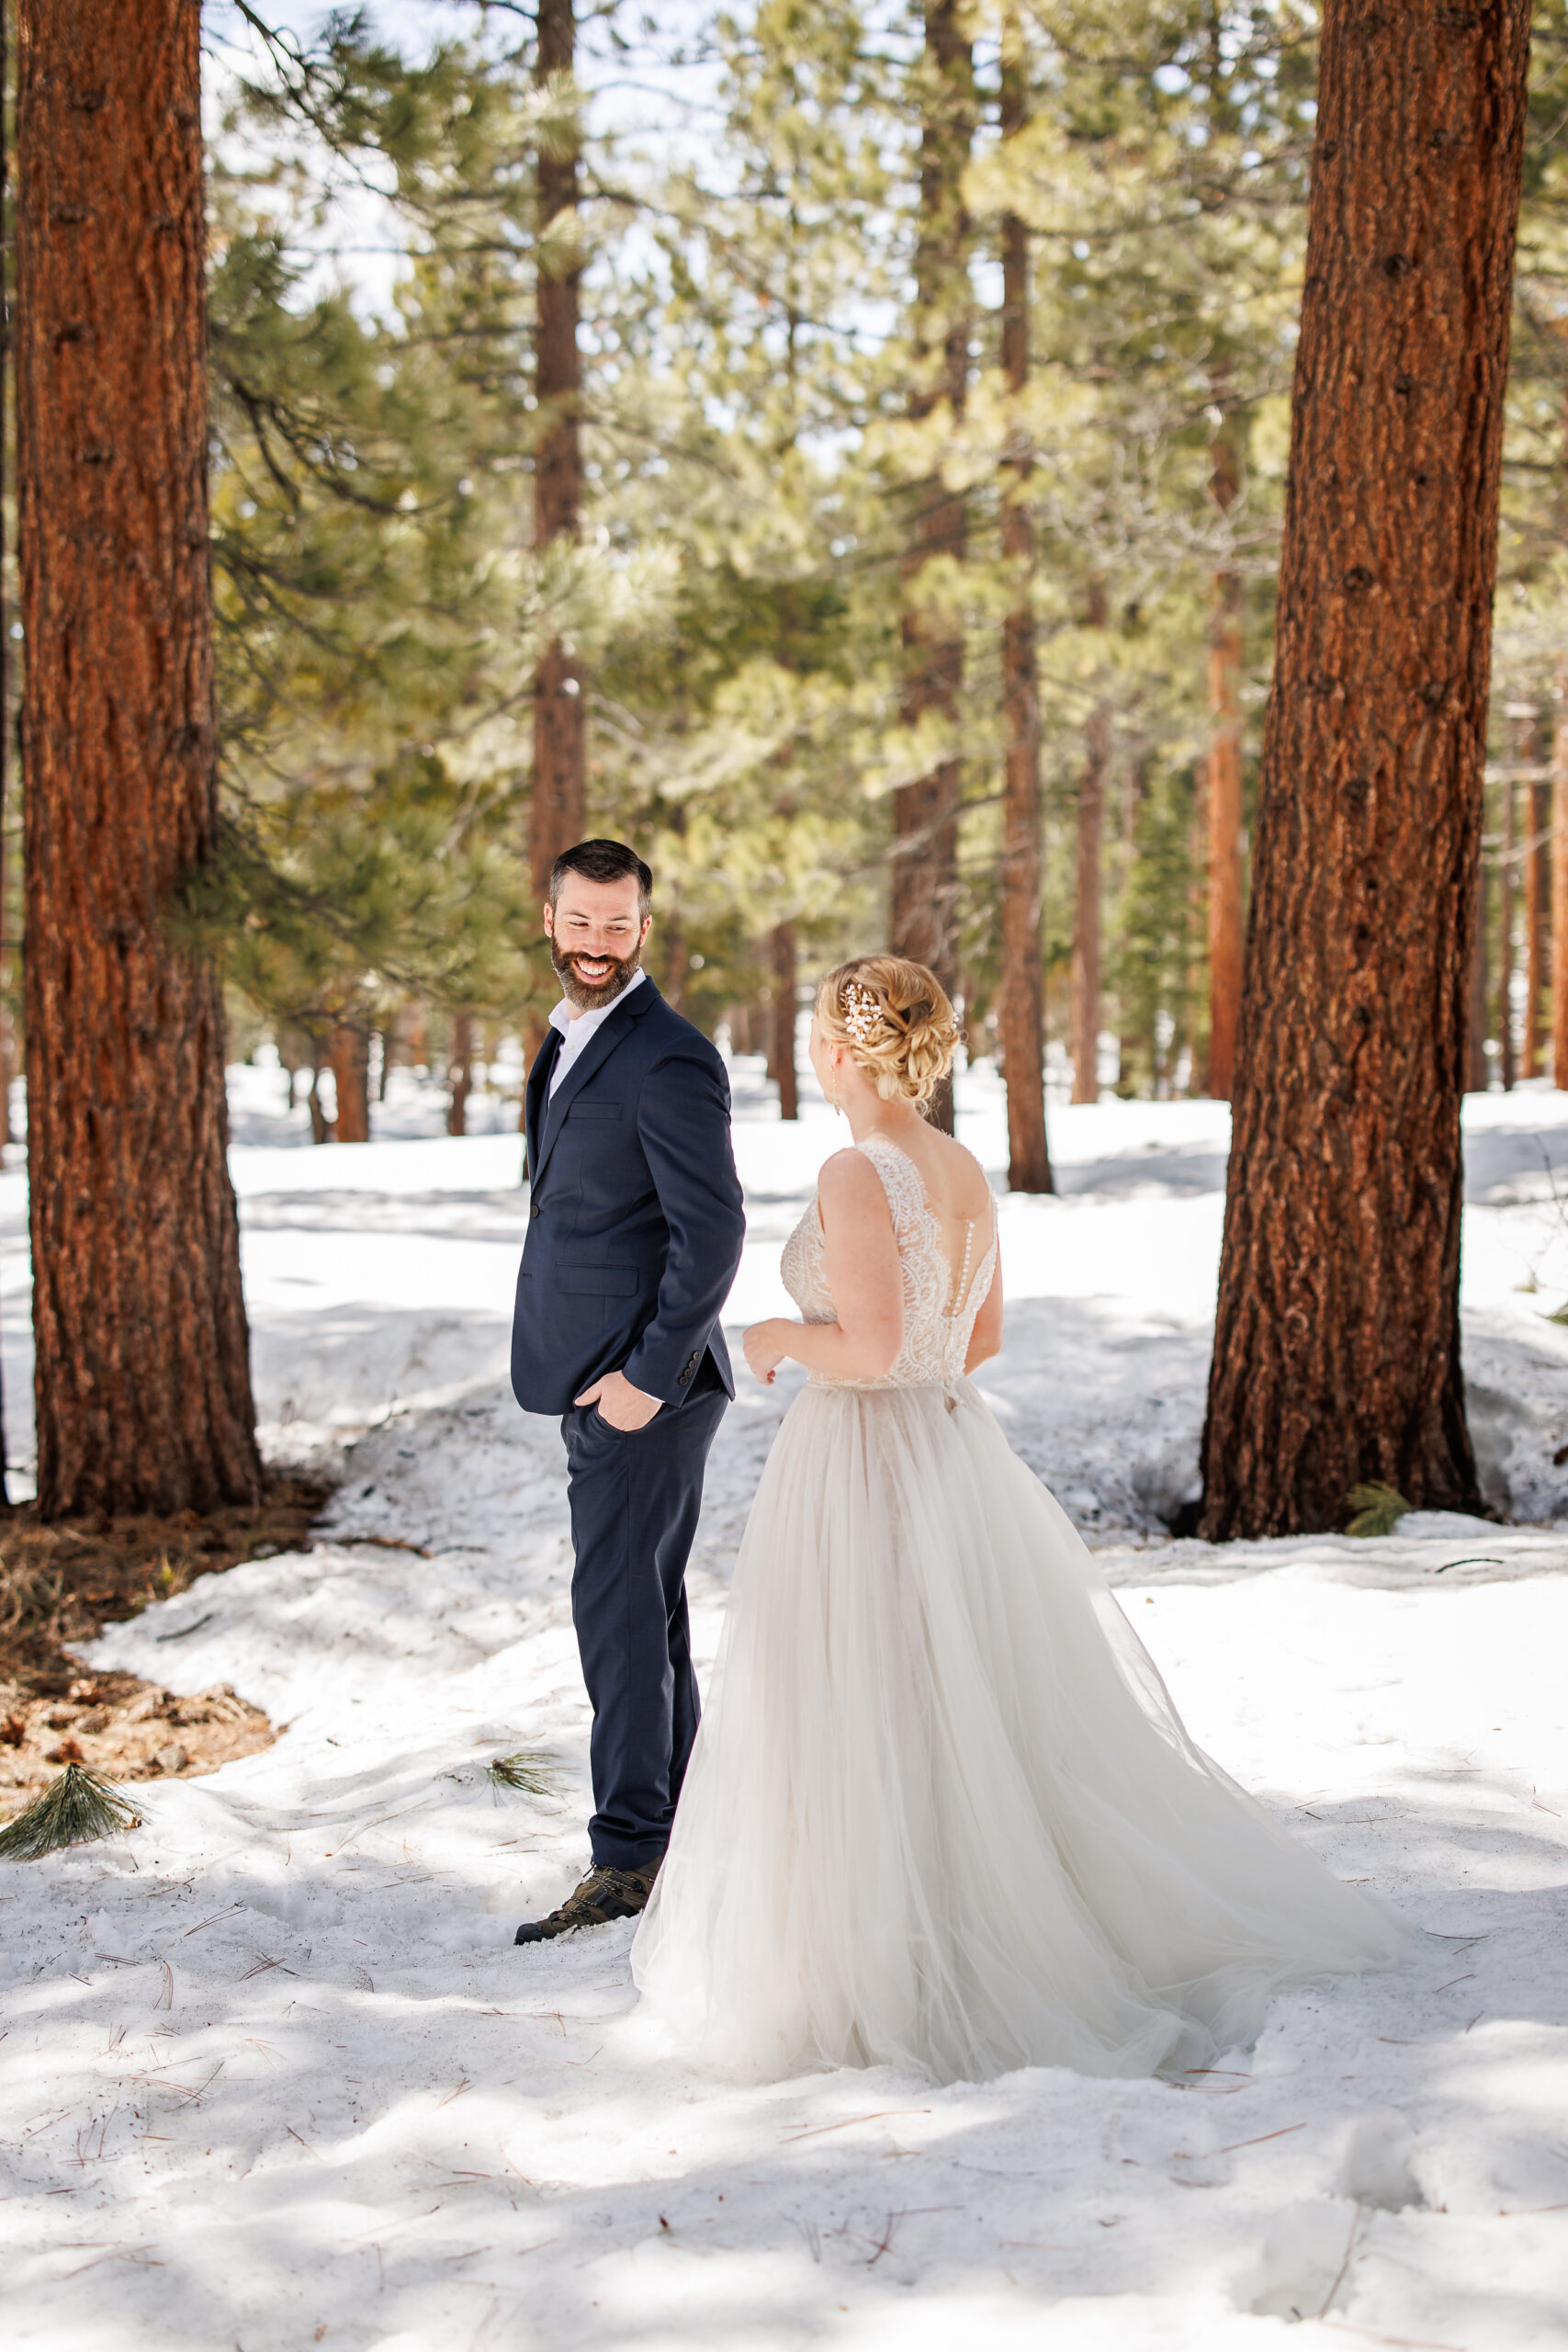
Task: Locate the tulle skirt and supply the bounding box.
[631,1377,1410,2086]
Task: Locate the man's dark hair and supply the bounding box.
[548,838,653,915]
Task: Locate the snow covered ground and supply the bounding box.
[4,1051,1568,2349]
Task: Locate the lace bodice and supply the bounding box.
[780,1133,998,1389]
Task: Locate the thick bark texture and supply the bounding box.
[997,39,1051,1194]
[18,0,260,1519]
[893,0,971,1136]
[528,0,584,907]
[1198,0,1529,1540]
[1206,418,1246,1101]
[772,922,798,1122]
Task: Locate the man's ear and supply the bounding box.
[543,901,556,939]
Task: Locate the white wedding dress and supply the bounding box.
[632,1135,1408,2085]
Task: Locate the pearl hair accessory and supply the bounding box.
[840,978,888,1046]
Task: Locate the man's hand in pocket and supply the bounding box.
[574,1369,663,1431]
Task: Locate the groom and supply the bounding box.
[510,839,746,1943]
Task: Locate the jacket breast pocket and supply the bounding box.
[568,1102,622,1121]
[557,1265,640,1296]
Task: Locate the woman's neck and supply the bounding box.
[841,1093,925,1147]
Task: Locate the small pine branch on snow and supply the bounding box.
[1345,1482,1412,1540]
[0,1760,142,1861]
[487,1749,558,1798]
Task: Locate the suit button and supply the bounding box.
[530,1199,542,1218]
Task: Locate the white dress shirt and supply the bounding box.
[547,966,647,1098]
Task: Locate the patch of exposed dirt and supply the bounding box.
[0,1479,325,1820]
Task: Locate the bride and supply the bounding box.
[631,955,1408,2085]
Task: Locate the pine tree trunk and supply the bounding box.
[17,0,260,1520]
[0,0,13,1496]
[1206,416,1246,1102]
[1526,718,1549,1079]
[1070,583,1110,1108]
[1553,664,1568,1087]
[330,1023,370,1143]
[529,2,583,928]
[772,922,798,1121]
[894,0,972,1138]
[1498,768,1516,1090]
[997,30,1051,1193]
[307,1043,330,1146]
[1198,0,1529,1540]
[447,1012,473,1137]
[1468,877,1491,1091]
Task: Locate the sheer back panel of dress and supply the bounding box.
[780,1135,997,1392]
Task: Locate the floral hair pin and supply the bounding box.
[841,978,887,1046]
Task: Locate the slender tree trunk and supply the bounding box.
[0,0,12,1499]
[446,1012,473,1137]
[1070,582,1110,1107]
[1468,864,1491,1091]
[1553,662,1568,1087]
[1498,764,1516,1090]
[1206,413,1246,1101]
[17,0,260,1519]
[307,1045,330,1146]
[1199,0,1529,1541]
[772,922,798,1121]
[526,0,583,1087]
[330,1023,370,1142]
[1526,718,1549,1079]
[997,26,1051,1193]
[894,0,972,1136]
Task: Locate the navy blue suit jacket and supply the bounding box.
[511,980,747,1417]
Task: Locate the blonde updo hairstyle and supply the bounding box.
[814,955,960,1111]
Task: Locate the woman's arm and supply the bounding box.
[964,1240,1003,1372]
[743,1150,902,1385]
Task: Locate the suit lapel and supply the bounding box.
[530,982,656,1192]
[524,1027,561,1180]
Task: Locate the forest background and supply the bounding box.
[15,0,1555,1156]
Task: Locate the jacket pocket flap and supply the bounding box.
[567,1102,622,1119]
[556,1265,641,1296]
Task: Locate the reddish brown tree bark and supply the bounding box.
[1553,664,1568,1087]
[1498,764,1517,1090]
[997,27,1051,1193]
[893,0,972,1136]
[446,1012,474,1137]
[525,0,584,1079]
[1069,582,1110,1107]
[1199,0,1529,1540]
[1468,865,1491,1091]
[330,1023,370,1142]
[1206,415,1246,1101]
[17,0,260,1519]
[1525,717,1549,1079]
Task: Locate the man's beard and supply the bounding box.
[550,936,643,1012]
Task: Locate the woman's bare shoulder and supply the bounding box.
[817,1147,896,1223]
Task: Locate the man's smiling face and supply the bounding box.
[544,870,651,1012]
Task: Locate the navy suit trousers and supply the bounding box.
[561,1363,728,1871]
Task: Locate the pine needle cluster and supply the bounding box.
[0,1761,143,1862]
[1344,1482,1413,1540]
[486,1748,559,1798]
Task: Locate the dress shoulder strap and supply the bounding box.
[856,1134,927,1230]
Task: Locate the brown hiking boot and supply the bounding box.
[513,1859,660,1945]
